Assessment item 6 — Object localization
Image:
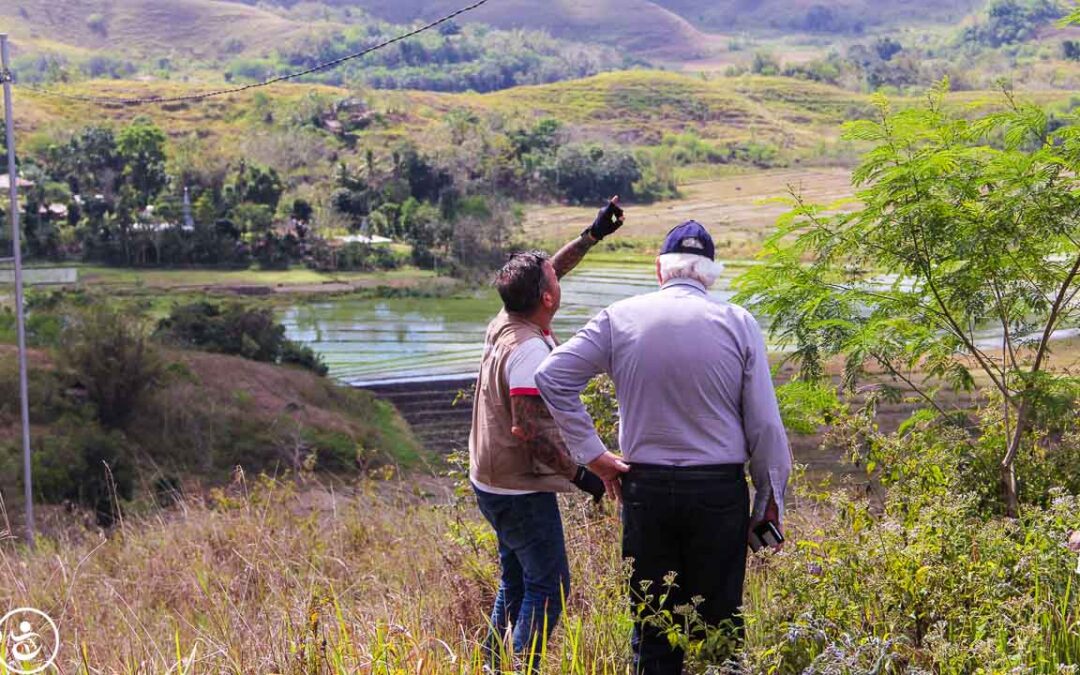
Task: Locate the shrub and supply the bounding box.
[548,144,643,204]
[85,13,107,36]
[735,84,1080,515]
[157,302,284,362]
[156,302,327,375]
[57,306,163,428]
[743,478,1080,671]
[33,417,133,527]
[280,340,329,376]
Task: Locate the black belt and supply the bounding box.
[626,462,743,479]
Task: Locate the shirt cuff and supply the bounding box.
[751,468,786,523]
[572,433,608,466]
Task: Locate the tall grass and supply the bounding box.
[0,470,1077,673]
[0,474,632,673]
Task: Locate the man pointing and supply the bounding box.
[535,220,792,674]
[468,197,630,670]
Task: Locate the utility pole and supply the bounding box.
[1,34,34,547]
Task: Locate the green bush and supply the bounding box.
[156,301,327,375]
[744,480,1080,671]
[280,340,329,377]
[34,417,133,527]
[962,0,1063,48]
[85,13,107,36]
[548,144,643,204]
[57,306,163,428]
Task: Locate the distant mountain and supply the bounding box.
[651,0,985,33]
[0,0,326,60]
[317,0,716,59]
[0,0,716,66]
[306,0,986,47]
[0,0,998,70]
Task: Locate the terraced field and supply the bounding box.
[526,166,853,252]
[279,258,747,385]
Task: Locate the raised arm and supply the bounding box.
[550,196,624,279]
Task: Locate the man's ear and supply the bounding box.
[655,258,662,284]
[541,289,556,310]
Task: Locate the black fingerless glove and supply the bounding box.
[582,199,624,241]
[572,466,605,503]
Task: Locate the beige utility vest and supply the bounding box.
[468,310,574,493]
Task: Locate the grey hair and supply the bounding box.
[657,252,725,288]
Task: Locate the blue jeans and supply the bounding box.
[473,485,570,668]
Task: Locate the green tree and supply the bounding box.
[230,202,274,239]
[1064,3,1080,25]
[117,117,168,207]
[734,84,1080,516]
[58,306,163,429]
[290,198,313,223]
[233,162,284,210]
[549,144,642,204]
[963,0,1063,47]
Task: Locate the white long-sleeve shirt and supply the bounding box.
[534,278,792,521]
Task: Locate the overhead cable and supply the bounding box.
[14,0,489,106]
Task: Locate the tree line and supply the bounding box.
[1,112,674,273]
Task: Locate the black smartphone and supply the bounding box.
[749,520,784,552]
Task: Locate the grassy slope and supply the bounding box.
[0,343,424,476]
[15,70,1077,150]
[0,0,332,60]
[271,0,716,59]
[73,265,443,293]
[653,0,984,31]
[527,166,854,251]
[12,71,863,145]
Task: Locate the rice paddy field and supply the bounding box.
[278,259,756,385]
[279,166,855,385]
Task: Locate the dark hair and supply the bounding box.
[495,250,551,314]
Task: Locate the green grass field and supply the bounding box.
[71,265,441,292]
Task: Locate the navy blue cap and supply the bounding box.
[660,220,714,260]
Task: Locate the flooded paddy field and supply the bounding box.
[279,259,748,385]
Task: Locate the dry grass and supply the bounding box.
[0,474,637,673]
[525,166,853,255]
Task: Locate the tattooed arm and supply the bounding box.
[551,233,598,280]
[510,394,578,479]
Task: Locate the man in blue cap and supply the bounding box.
[535,220,791,673]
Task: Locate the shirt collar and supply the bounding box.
[661,277,708,294]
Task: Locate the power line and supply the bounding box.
[14,0,489,106]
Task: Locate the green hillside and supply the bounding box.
[13,69,1077,175]
[258,0,986,43]
[319,0,714,59]
[12,71,866,151]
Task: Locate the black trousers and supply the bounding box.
[621,463,749,675]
